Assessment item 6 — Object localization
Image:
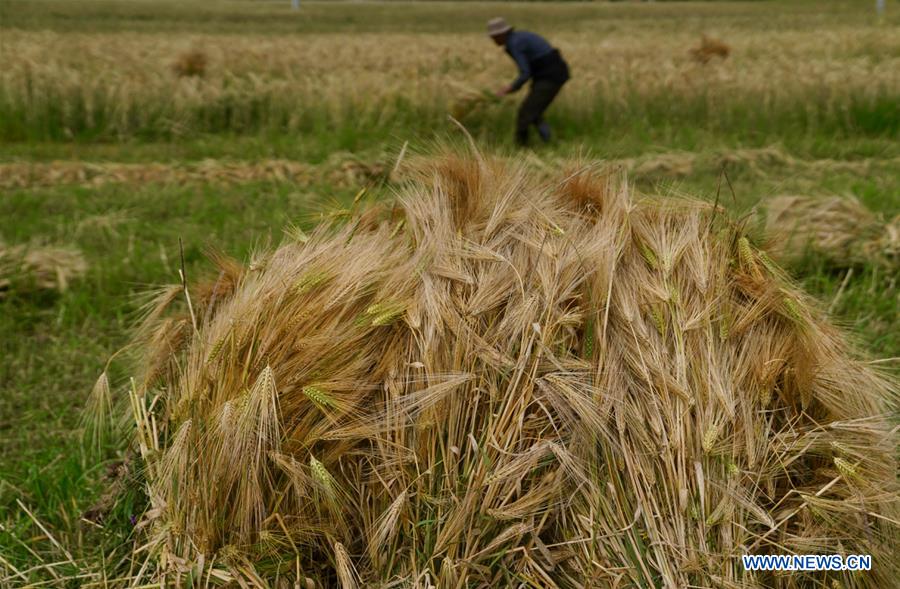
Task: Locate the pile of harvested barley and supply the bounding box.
[172,48,208,78]
[5,149,897,192]
[690,35,731,64]
[0,242,87,296]
[123,154,897,587]
[0,157,393,191]
[764,195,899,268]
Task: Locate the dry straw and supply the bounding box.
[3,149,898,192]
[764,195,899,268]
[690,35,731,64]
[172,48,208,78]
[126,152,897,587]
[448,82,502,121]
[3,27,897,138]
[0,242,87,296]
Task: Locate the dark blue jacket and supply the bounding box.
[505,30,569,91]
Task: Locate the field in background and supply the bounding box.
[1,0,898,585]
[2,1,898,150]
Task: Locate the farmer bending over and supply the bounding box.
[488,17,570,146]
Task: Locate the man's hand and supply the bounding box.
[494,86,512,98]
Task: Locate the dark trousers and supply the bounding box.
[516,78,565,146]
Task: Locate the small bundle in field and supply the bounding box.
[172,48,208,78]
[124,153,897,587]
[324,152,391,187]
[449,83,501,120]
[690,34,731,64]
[764,194,898,268]
[0,242,87,296]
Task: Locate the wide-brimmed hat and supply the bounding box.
[487,17,512,37]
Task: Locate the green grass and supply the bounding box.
[1,0,897,585]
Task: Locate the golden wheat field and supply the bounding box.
[2,10,898,139]
[1,1,898,588]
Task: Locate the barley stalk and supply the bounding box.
[294,270,331,295]
[310,455,336,500]
[207,332,228,364]
[583,315,595,359]
[782,295,804,323]
[639,243,658,270]
[719,312,731,341]
[302,385,336,411]
[737,237,761,279]
[651,304,666,336]
[702,424,719,454]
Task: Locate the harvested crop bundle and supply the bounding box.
[449,84,501,121]
[324,152,392,187]
[0,242,87,296]
[172,48,208,78]
[764,195,897,268]
[127,154,897,587]
[690,35,731,64]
